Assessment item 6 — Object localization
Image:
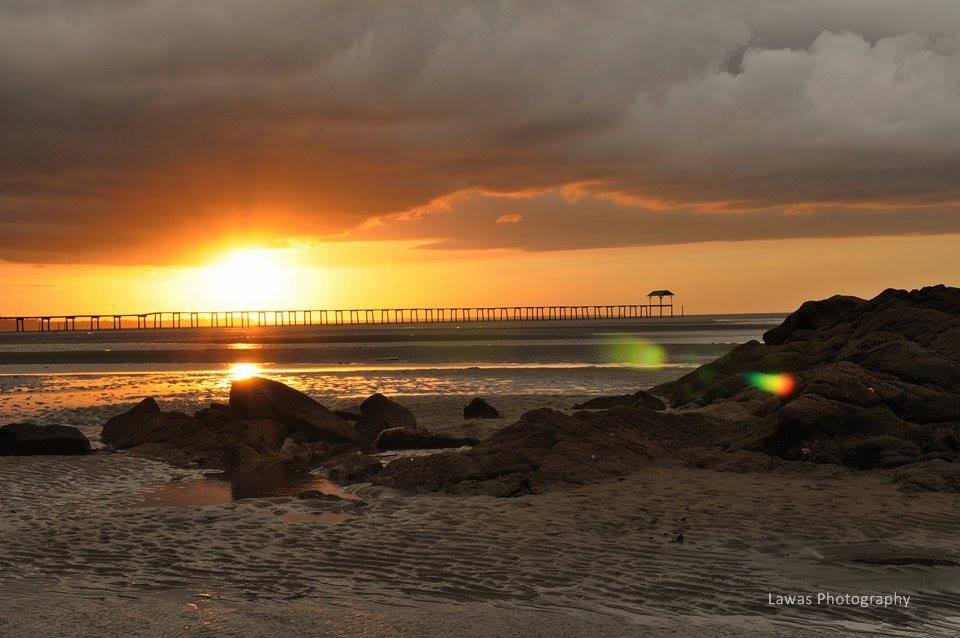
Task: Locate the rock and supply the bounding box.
[0,423,91,456]
[229,377,358,443]
[325,454,384,484]
[572,390,666,411]
[332,409,361,422]
[101,397,289,470]
[373,427,478,451]
[653,285,960,473]
[762,295,866,345]
[280,433,332,464]
[846,436,922,469]
[892,459,960,492]
[195,403,242,429]
[358,393,424,441]
[101,398,201,449]
[203,419,288,469]
[463,397,502,419]
[376,406,719,496]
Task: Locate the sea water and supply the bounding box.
[0,315,782,433]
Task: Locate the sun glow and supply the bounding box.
[202,248,295,310]
[228,362,262,380]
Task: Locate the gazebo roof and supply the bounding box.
[647,289,674,297]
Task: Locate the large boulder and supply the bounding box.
[229,377,359,443]
[572,389,666,411]
[654,285,960,473]
[0,423,91,456]
[464,397,502,419]
[357,393,424,441]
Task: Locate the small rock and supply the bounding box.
[326,454,384,484]
[358,393,423,441]
[464,397,502,419]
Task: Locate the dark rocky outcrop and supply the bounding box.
[377,285,960,495]
[229,377,358,443]
[463,397,501,419]
[101,398,197,449]
[654,285,960,473]
[572,389,666,411]
[357,393,424,441]
[376,406,724,496]
[332,409,361,422]
[101,397,290,469]
[373,427,478,452]
[0,422,91,456]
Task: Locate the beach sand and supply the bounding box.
[3,394,960,636]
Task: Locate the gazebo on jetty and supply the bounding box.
[647,290,675,317]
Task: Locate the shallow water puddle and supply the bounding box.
[134,464,357,507]
[138,479,232,507]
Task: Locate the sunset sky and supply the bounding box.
[2,1,959,315]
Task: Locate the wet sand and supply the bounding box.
[3,403,960,636]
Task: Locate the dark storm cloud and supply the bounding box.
[2,0,960,262]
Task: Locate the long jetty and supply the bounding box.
[1,297,680,333]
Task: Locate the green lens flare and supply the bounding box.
[610,339,666,368]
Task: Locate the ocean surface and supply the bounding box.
[0,315,783,434]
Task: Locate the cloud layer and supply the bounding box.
[2,0,960,262]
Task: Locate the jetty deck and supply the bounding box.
[1,299,680,332]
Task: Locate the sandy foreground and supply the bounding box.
[2,394,960,637]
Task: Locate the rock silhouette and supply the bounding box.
[358,393,424,441]
[229,376,359,443]
[463,397,502,419]
[572,390,666,411]
[655,285,960,470]
[0,422,91,456]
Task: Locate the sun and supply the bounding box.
[202,248,294,310]
[228,362,262,381]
